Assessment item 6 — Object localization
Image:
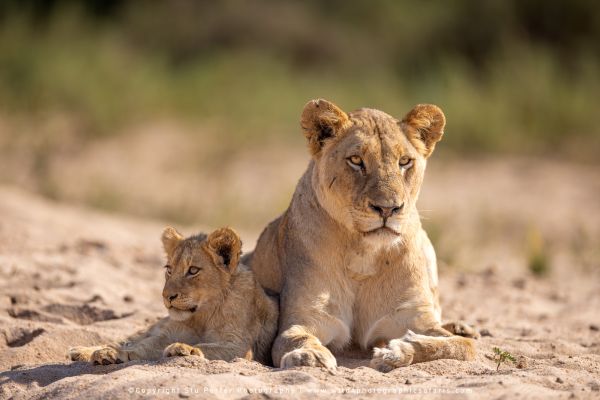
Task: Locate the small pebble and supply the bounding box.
[590,324,599,332]
[123,295,134,303]
[516,356,528,369]
[87,294,103,303]
[556,377,564,384]
[405,379,412,385]
[480,328,493,337]
[512,278,526,289]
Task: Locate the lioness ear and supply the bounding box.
[401,104,446,158]
[301,98,350,155]
[162,226,183,258]
[204,227,242,273]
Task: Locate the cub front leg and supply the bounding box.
[274,325,337,370]
[69,345,132,365]
[163,342,204,358]
[68,346,105,362]
[195,341,252,361]
[163,341,252,361]
[91,346,129,365]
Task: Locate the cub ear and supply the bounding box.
[401,104,446,158]
[161,226,183,258]
[301,98,350,155]
[204,227,242,273]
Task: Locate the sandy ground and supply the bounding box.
[1,159,599,399]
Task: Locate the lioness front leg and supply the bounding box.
[370,325,476,372]
[273,325,337,370]
[442,321,481,339]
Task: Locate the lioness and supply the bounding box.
[247,99,477,371]
[69,227,278,365]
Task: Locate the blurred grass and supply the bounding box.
[1,2,599,159]
[0,1,599,230]
[526,227,551,277]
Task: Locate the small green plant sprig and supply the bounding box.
[492,347,516,371]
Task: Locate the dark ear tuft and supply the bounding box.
[401,104,446,158]
[204,227,242,273]
[301,99,350,155]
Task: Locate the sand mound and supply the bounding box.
[1,158,599,399]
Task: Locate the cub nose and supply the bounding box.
[369,202,404,219]
[168,294,178,302]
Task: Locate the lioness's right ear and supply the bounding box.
[301,99,350,155]
[161,227,183,258]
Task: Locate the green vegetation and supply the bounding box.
[0,1,599,228]
[1,0,599,160]
[492,347,517,371]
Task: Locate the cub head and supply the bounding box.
[301,99,445,246]
[160,226,242,321]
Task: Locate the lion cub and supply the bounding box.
[69,227,278,365]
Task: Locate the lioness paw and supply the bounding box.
[442,321,481,339]
[163,343,203,358]
[91,347,125,365]
[280,345,337,370]
[370,338,415,372]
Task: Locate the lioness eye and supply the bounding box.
[164,265,172,276]
[347,156,364,170]
[399,156,413,169]
[187,266,201,276]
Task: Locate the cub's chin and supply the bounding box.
[168,307,197,321]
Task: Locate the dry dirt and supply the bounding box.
[0,159,599,399]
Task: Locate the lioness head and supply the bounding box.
[160,227,242,321]
[301,99,445,246]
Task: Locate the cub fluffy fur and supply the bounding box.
[247,99,478,371]
[69,227,278,365]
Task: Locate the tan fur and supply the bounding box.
[247,99,476,371]
[69,227,278,365]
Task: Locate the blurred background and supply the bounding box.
[0,0,598,272]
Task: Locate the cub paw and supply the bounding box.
[280,345,337,370]
[91,347,126,365]
[442,321,481,339]
[163,342,203,358]
[68,346,96,362]
[370,338,415,372]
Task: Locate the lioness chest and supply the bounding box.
[330,246,433,349]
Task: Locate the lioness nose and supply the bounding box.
[168,294,178,302]
[369,202,403,219]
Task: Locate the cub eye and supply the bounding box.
[187,266,201,276]
[164,265,172,276]
[347,156,364,170]
[399,156,413,169]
